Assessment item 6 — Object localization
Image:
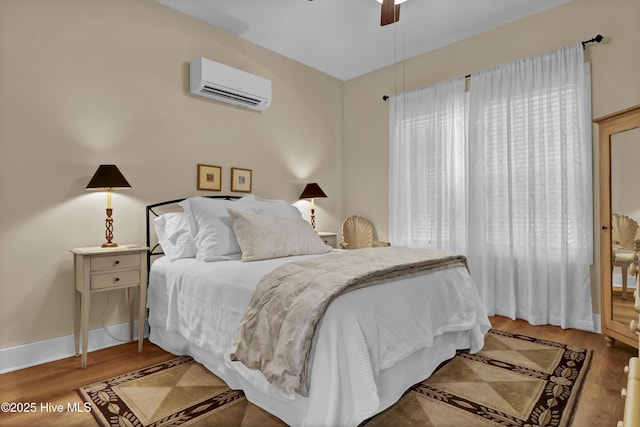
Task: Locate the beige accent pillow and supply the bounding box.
[228,208,332,261]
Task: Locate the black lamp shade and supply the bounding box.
[299,183,327,199]
[86,165,131,190]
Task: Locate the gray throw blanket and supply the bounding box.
[229,246,467,396]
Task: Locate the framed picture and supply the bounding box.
[197,164,222,191]
[231,167,252,193]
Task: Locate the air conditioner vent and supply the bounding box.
[200,85,261,107]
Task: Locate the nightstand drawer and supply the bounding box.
[91,269,140,290]
[91,253,140,272]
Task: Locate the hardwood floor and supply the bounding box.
[490,316,637,427]
[0,317,636,426]
[0,341,174,426]
[612,287,637,325]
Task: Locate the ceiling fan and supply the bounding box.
[309,0,405,27]
[378,0,406,26]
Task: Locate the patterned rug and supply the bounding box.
[78,330,591,427]
[77,357,284,427]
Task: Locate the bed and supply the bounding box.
[145,195,491,427]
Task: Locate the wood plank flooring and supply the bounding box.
[0,316,636,426]
[490,316,637,427]
[0,341,174,426]
[612,287,637,325]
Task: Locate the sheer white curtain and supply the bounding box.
[389,44,594,331]
[467,44,593,330]
[389,77,467,253]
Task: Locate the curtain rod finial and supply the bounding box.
[582,34,604,49]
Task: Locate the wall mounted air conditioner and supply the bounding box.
[189,57,272,111]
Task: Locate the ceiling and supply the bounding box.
[155,0,570,81]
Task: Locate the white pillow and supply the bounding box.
[153,213,197,260]
[228,208,331,262]
[179,197,254,262]
[237,194,302,219]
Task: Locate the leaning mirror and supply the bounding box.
[596,104,640,348]
[611,127,640,328]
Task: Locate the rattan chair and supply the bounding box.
[340,215,390,250]
[612,213,640,299]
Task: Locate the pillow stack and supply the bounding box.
[154,195,331,262]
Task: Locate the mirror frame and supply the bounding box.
[595,104,640,348]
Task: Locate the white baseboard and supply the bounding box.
[0,321,149,374]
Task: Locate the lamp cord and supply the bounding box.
[100,292,129,343]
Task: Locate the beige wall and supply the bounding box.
[0,0,343,350]
[343,0,640,316]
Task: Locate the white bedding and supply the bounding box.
[147,251,491,427]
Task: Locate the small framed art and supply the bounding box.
[197,164,222,191]
[231,167,252,193]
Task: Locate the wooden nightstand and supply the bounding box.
[318,232,338,249]
[70,245,149,368]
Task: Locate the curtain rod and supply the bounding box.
[382,34,605,101]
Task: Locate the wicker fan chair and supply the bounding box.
[612,213,640,299]
[340,215,390,250]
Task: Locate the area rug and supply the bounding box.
[77,356,284,427]
[361,329,592,427]
[78,329,591,427]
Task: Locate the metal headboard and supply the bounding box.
[145,195,242,273]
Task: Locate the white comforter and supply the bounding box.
[147,251,490,426]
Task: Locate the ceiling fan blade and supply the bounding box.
[380,0,400,26]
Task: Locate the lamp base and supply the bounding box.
[102,208,117,248]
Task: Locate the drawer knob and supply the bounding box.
[115,260,120,265]
[631,320,639,334]
[618,422,624,427]
[115,277,120,282]
[625,365,630,374]
[621,387,627,399]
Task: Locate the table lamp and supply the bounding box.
[299,182,327,230]
[86,164,131,247]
